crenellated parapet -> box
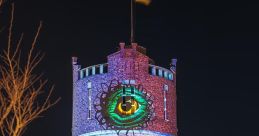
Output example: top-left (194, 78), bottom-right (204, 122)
top-left (77, 63), bottom-right (173, 81)
top-left (78, 63), bottom-right (108, 79)
top-left (148, 64), bottom-right (174, 81)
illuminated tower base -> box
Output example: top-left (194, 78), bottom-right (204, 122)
top-left (80, 130), bottom-right (173, 136)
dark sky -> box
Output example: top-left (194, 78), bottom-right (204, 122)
top-left (0, 0), bottom-right (259, 136)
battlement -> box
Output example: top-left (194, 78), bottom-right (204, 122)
top-left (148, 64), bottom-right (174, 81)
top-left (77, 63), bottom-right (173, 81)
top-left (78, 63), bottom-right (108, 79)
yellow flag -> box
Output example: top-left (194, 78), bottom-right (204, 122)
top-left (135, 0), bottom-right (151, 6)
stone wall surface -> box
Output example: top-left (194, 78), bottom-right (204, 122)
top-left (72, 45), bottom-right (177, 136)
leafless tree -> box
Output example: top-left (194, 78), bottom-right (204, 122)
top-left (0, 3), bottom-right (60, 136)
top-left (0, 0), bottom-right (3, 7)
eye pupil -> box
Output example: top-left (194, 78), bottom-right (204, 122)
top-left (118, 96), bottom-right (139, 115)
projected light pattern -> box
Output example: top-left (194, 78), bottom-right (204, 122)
top-left (94, 80), bottom-right (155, 135)
top-left (72, 43), bottom-right (177, 136)
top-left (79, 130), bottom-right (174, 136)
top-left (107, 86), bottom-right (150, 128)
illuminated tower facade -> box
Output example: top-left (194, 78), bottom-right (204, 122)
top-left (72, 42), bottom-right (177, 136)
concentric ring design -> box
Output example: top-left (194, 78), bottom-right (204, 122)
top-left (94, 80), bottom-right (155, 135)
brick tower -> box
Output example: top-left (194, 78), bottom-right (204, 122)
top-left (72, 43), bottom-right (177, 136)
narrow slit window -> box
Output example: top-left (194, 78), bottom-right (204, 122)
top-left (163, 84), bottom-right (169, 121)
top-left (87, 82), bottom-right (92, 119)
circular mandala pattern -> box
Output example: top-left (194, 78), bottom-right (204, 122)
top-left (94, 80), bottom-right (155, 135)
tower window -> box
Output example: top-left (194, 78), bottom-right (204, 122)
top-left (163, 84), bottom-right (169, 121)
top-left (87, 82), bottom-right (92, 89)
top-left (164, 84), bottom-right (169, 91)
top-left (87, 82), bottom-right (92, 119)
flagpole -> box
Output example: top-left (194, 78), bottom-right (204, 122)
top-left (131, 0), bottom-right (135, 43)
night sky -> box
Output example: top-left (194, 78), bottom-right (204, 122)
top-left (0, 0), bottom-right (259, 136)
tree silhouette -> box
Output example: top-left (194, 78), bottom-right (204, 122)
top-left (0, 3), bottom-right (60, 136)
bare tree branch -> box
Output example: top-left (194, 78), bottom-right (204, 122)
top-left (0, 0), bottom-right (3, 7)
top-left (0, 3), bottom-right (60, 136)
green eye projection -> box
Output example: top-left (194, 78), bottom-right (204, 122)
top-left (108, 86), bottom-right (148, 128)
top-left (94, 80), bottom-right (155, 135)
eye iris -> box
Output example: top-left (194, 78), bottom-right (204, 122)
top-left (117, 97), bottom-right (139, 115)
